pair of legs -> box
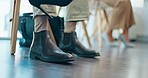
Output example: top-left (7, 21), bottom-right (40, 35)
top-left (29, 15), bottom-right (100, 63)
top-left (34, 16), bottom-right (76, 33)
top-left (106, 27), bottom-right (130, 43)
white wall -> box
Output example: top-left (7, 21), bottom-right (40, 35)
top-left (129, 7), bottom-right (148, 39)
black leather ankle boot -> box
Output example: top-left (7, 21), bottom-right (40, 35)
top-left (59, 32), bottom-right (100, 58)
top-left (29, 30), bottom-right (74, 63)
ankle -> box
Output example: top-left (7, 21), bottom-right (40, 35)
top-left (106, 33), bottom-right (114, 42)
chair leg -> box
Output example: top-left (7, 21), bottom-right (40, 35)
top-left (97, 8), bottom-right (103, 47)
top-left (47, 22), bottom-right (57, 45)
top-left (97, 8), bottom-right (109, 47)
top-left (82, 21), bottom-right (91, 48)
top-left (11, 0), bottom-right (21, 55)
top-left (103, 9), bottom-right (109, 24)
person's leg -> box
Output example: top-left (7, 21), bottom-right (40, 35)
top-left (102, 27), bottom-right (116, 46)
top-left (64, 21), bottom-right (76, 33)
top-left (106, 28), bottom-right (114, 42)
top-left (123, 27), bottom-right (130, 43)
top-left (118, 27), bottom-right (133, 48)
top-left (59, 21), bottom-right (100, 58)
top-left (34, 16), bottom-right (49, 32)
top-left (29, 15), bottom-right (73, 63)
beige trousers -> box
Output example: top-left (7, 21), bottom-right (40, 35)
top-left (34, 13), bottom-right (76, 33)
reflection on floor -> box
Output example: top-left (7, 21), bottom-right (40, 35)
top-left (0, 40), bottom-right (148, 78)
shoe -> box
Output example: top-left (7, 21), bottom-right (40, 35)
top-left (59, 32), bottom-right (100, 58)
top-left (118, 34), bottom-right (133, 48)
top-left (29, 30), bottom-right (74, 63)
top-left (102, 32), bottom-right (117, 47)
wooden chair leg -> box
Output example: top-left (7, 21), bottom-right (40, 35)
top-left (11, 0), bottom-right (21, 55)
top-left (97, 8), bottom-right (109, 47)
top-left (47, 24), bottom-right (57, 45)
top-left (48, 7), bottom-right (62, 45)
top-left (82, 21), bottom-right (91, 48)
top-left (97, 8), bottom-right (103, 47)
top-left (91, 25), bottom-right (98, 37)
top-left (103, 9), bottom-right (109, 24)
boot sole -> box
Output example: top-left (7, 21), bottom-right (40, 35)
top-left (30, 53), bottom-right (74, 63)
top-left (62, 50), bottom-right (100, 58)
top-left (77, 54), bottom-right (100, 58)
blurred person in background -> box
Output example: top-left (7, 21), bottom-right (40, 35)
top-left (99, 0), bottom-right (135, 46)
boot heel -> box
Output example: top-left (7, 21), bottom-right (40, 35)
top-left (30, 53), bottom-right (36, 59)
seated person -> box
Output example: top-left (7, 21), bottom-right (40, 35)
top-left (30, 0), bottom-right (100, 64)
top-left (99, 0), bottom-right (135, 46)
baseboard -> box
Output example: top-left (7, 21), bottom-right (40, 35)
top-left (114, 38), bottom-right (136, 42)
top-left (136, 35), bottom-right (148, 42)
top-left (0, 37), bottom-right (21, 40)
